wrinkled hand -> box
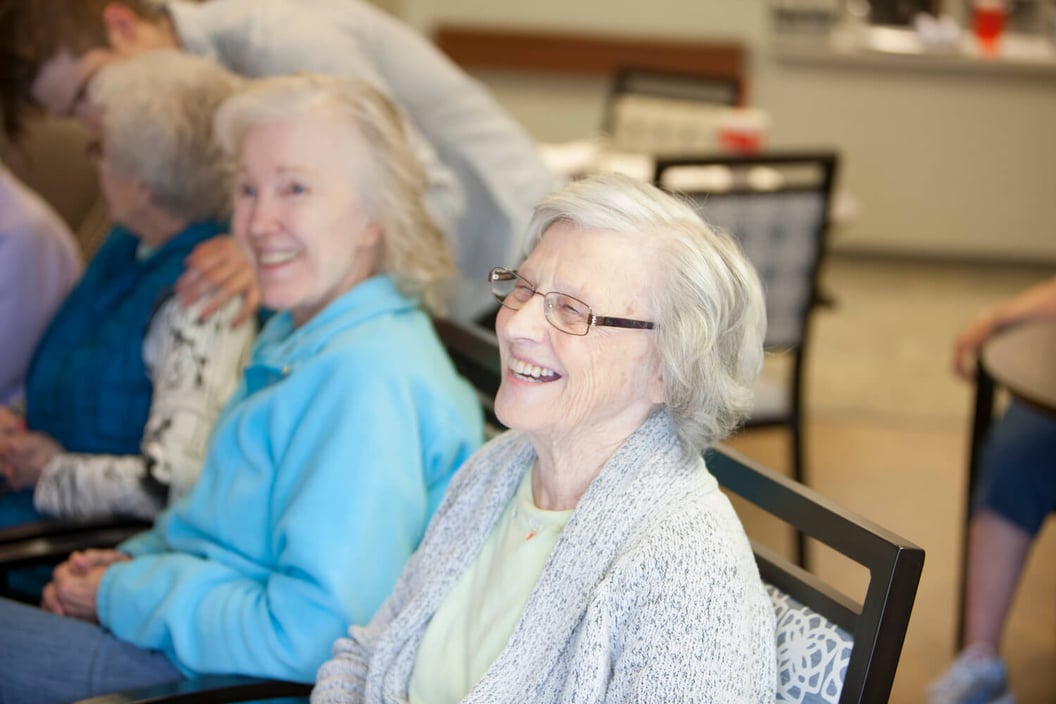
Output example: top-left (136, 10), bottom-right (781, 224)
top-left (176, 235), bottom-right (260, 327)
top-left (1, 431), bottom-right (61, 490)
top-left (41, 549), bottom-right (131, 621)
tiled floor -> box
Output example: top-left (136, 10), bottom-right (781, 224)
top-left (723, 255), bottom-right (1055, 703)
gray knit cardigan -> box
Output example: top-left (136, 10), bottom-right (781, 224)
top-left (312, 410), bottom-right (777, 703)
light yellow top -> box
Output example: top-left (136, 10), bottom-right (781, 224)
top-left (408, 468), bottom-right (574, 704)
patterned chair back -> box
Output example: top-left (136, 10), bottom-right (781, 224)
top-left (769, 584), bottom-right (854, 703)
top-left (691, 190), bottom-right (827, 351)
top-left (655, 153), bottom-right (837, 353)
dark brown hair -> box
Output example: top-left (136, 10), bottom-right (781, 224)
top-left (0, 0), bottom-right (161, 139)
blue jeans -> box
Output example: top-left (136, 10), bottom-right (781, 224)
top-left (0, 598), bottom-right (183, 704)
top-left (973, 399), bottom-right (1056, 537)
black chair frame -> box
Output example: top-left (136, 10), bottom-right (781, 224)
top-left (706, 443), bottom-right (924, 703)
top-left (76, 675), bottom-right (310, 704)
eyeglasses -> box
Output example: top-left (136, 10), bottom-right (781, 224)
top-left (489, 267), bottom-right (655, 336)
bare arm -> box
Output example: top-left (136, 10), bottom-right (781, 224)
top-left (952, 275), bottom-right (1056, 380)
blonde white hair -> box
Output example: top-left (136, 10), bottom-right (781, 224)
top-left (524, 173), bottom-right (767, 452)
top-left (213, 74), bottom-right (453, 315)
top-left (89, 50), bottom-right (241, 223)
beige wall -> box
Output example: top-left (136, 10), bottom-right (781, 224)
top-left (404, 0), bottom-right (1056, 263)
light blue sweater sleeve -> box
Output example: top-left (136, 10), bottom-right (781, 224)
top-left (116, 525), bottom-right (168, 556)
top-left (96, 341), bottom-right (478, 682)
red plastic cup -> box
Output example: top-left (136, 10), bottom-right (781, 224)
top-left (971, 0), bottom-right (1008, 56)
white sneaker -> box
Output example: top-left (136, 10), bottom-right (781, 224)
top-left (928, 647), bottom-right (1014, 704)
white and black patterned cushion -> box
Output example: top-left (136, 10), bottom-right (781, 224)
top-left (768, 584), bottom-right (854, 703)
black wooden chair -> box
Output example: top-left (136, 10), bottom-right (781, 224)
top-left (706, 443), bottom-right (924, 702)
top-left (655, 150), bottom-right (839, 564)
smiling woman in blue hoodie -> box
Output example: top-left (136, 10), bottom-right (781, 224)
top-left (0, 72), bottom-right (483, 704)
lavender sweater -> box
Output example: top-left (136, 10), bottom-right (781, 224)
top-left (312, 410), bottom-right (776, 703)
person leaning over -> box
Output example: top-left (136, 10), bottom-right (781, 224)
top-left (0, 72), bottom-right (483, 704)
top-left (312, 173), bottom-right (777, 704)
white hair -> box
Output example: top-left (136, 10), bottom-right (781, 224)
top-left (525, 173), bottom-right (767, 452)
top-left (89, 49), bottom-right (241, 222)
top-left (213, 73), bottom-right (454, 315)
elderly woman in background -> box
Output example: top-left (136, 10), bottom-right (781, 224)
top-left (0, 74), bottom-right (482, 703)
top-left (312, 173), bottom-right (777, 703)
top-left (0, 50), bottom-right (252, 528)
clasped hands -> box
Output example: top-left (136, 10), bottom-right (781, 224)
top-left (0, 406), bottom-right (62, 491)
top-left (42, 548), bottom-right (131, 623)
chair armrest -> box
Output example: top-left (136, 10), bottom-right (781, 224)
top-left (0, 518), bottom-right (150, 569)
top-left (74, 675), bottom-right (311, 704)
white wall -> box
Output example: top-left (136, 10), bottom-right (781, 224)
top-left (403, 0), bottom-right (1056, 263)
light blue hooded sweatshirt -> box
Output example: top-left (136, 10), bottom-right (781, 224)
top-left (96, 275), bottom-right (483, 682)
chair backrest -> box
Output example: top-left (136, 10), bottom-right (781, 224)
top-left (432, 317), bottom-right (506, 437)
top-left (655, 151), bottom-right (838, 352)
top-left (705, 444), bottom-right (924, 703)
top-left (603, 67), bottom-right (744, 155)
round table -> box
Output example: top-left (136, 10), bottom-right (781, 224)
top-left (981, 319), bottom-right (1056, 413)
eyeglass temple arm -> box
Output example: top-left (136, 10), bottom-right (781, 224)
top-left (591, 315), bottom-right (655, 330)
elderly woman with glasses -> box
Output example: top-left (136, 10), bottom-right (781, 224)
top-left (312, 173), bottom-right (777, 703)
